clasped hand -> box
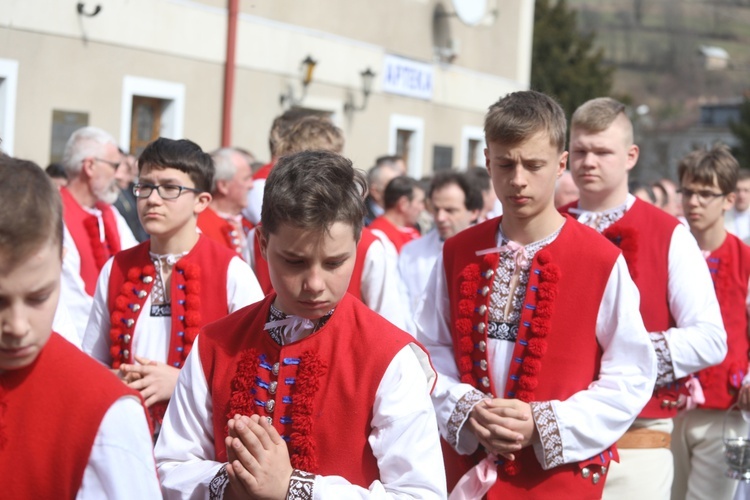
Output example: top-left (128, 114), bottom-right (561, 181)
top-left (467, 398), bottom-right (536, 461)
top-left (224, 414), bottom-right (294, 500)
top-left (117, 355), bottom-right (180, 407)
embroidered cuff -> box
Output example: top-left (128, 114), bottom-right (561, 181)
top-left (650, 331), bottom-right (676, 387)
top-left (287, 469), bottom-right (315, 500)
top-left (447, 388), bottom-right (486, 448)
top-left (530, 401), bottom-right (564, 470)
top-left (209, 465), bottom-right (230, 500)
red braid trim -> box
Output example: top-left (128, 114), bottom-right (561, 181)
top-left (289, 350), bottom-right (328, 473)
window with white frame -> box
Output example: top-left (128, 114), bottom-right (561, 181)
top-left (0, 59), bottom-right (19, 156)
top-left (461, 125), bottom-right (485, 169)
top-left (389, 114), bottom-right (424, 178)
top-left (120, 76), bottom-right (185, 154)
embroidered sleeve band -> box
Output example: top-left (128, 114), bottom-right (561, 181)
top-left (447, 388), bottom-right (486, 448)
top-left (649, 331), bottom-right (676, 387)
top-left (208, 465), bottom-right (230, 500)
top-left (287, 469), bottom-right (315, 500)
top-left (530, 400), bottom-right (564, 470)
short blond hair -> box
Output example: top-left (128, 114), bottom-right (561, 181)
top-left (571, 97), bottom-right (633, 144)
top-left (275, 116), bottom-right (345, 157)
top-left (484, 91), bottom-right (567, 153)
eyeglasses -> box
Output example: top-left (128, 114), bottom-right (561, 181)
top-left (678, 187), bottom-right (726, 205)
top-left (94, 157), bottom-right (122, 170)
top-left (133, 183), bottom-right (202, 200)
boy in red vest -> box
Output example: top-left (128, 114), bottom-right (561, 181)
top-left (0, 155), bottom-right (160, 498)
top-left (563, 97), bottom-right (726, 499)
top-left (417, 90), bottom-right (657, 499)
top-left (671, 145), bottom-right (750, 500)
top-left (155, 150), bottom-right (446, 498)
top-left (82, 138), bottom-right (264, 428)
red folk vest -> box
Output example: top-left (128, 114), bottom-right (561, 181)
top-left (1, 334), bottom-right (140, 498)
top-left (368, 216), bottom-right (419, 253)
top-left (252, 227), bottom-right (379, 302)
top-left (199, 292), bottom-right (415, 484)
top-left (106, 236), bottom-right (235, 421)
top-left (443, 216), bottom-right (620, 499)
top-left (562, 198), bottom-right (684, 418)
top-left (252, 161), bottom-right (274, 181)
top-left (61, 187), bottom-right (122, 295)
top-left (197, 207), bottom-right (246, 259)
top-left (697, 233), bottom-right (750, 409)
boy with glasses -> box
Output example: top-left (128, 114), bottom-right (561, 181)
top-left (82, 137), bottom-right (263, 431)
top-left (671, 145), bottom-right (750, 500)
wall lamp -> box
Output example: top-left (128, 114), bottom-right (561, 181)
top-left (344, 68), bottom-right (376, 113)
top-left (279, 55), bottom-right (317, 108)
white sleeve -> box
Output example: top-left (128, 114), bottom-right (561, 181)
top-left (61, 223), bottom-right (95, 337)
top-left (243, 179), bottom-right (265, 225)
top-left (415, 254), bottom-right (482, 455)
top-left (530, 255), bottom-right (657, 469)
top-left (155, 337), bottom-right (224, 499)
top-left (113, 208), bottom-right (139, 250)
top-left (226, 256), bottom-right (264, 313)
top-left (361, 238), bottom-right (407, 331)
top-left (81, 258), bottom-right (114, 365)
top-left (309, 344), bottom-right (446, 499)
top-left (53, 301), bottom-right (82, 350)
top-left (663, 224), bottom-right (727, 378)
top-left (77, 396), bottom-right (161, 500)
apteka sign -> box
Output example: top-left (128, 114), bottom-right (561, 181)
top-left (382, 54), bottom-right (434, 100)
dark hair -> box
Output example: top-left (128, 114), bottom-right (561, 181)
top-left (677, 144), bottom-right (739, 195)
top-left (466, 166), bottom-right (491, 192)
top-left (383, 176), bottom-right (420, 210)
top-left (138, 138), bottom-right (214, 193)
top-left (261, 150), bottom-right (366, 240)
top-left (485, 90), bottom-right (567, 153)
top-left (0, 155), bottom-right (63, 266)
top-left (45, 162), bottom-right (68, 180)
top-left (429, 170), bottom-right (484, 212)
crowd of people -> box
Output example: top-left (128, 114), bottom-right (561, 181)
top-left (2, 89), bottom-right (750, 500)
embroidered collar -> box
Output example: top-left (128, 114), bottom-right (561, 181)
top-left (569, 195), bottom-right (635, 233)
top-left (264, 304), bottom-right (333, 346)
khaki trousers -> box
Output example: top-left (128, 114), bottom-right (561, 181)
top-left (671, 409), bottom-right (748, 500)
top-left (603, 418), bottom-right (674, 500)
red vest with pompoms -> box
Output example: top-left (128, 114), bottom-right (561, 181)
top-left (697, 233), bottom-right (750, 409)
top-left (197, 207), bottom-right (247, 260)
top-left (61, 187), bottom-right (122, 295)
top-left (442, 215), bottom-right (621, 499)
top-left (561, 198), bottom-right (684, 418)
top-left (198, 292), bottom-right (418, 485)
top-left (1, 334), bottom-right (141, 498)
top-left (106, 235), bottom-right (235, 421)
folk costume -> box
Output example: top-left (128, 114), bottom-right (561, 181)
top-left (197, 206), bottom-right (250, 262)
top-left (1, 333), bottom-right (160, 499)
top-left (369, 215), bottom-right (420, 253)
top-left (242, 160), bottom-right (273, 225)
top-left (672, 232), bottom-right (750, 500)
top-left (399, 228), bottom-right (443, 335)
top-left (248, 226), bottom-right (407, 329)
top-left (82, 235), bottom-right (263, 424)
top-left (725, 206), bottom-right (750, 244)
top-left (155, 292), bottom-right (446, 499)
top-left (61, 187), bottom-right (138, 337)
top-left (417, 215), bottom-right (656, 499)
top-left (561, 194), bottom-right (726, 499)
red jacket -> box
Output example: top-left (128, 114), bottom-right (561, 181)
top-left (2, 334), bottom-right (141, 498)
top-left (368, 216), bottom-right (420, 253)
top-left (199, 292), bottom-right (416, 484)
top-left (442, 216), bottom-right (620, 499)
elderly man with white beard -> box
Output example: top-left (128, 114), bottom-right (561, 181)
top-left (60, 126), bottom-right (138, 337)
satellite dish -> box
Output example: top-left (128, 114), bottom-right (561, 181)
top-left (451, 0), bottom-right (487, 26)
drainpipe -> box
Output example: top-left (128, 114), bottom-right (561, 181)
top-left (221, 0), bottom-right (239, 147)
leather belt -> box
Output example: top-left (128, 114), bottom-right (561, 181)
top-left (616, 428), bottom-right (671, 449)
